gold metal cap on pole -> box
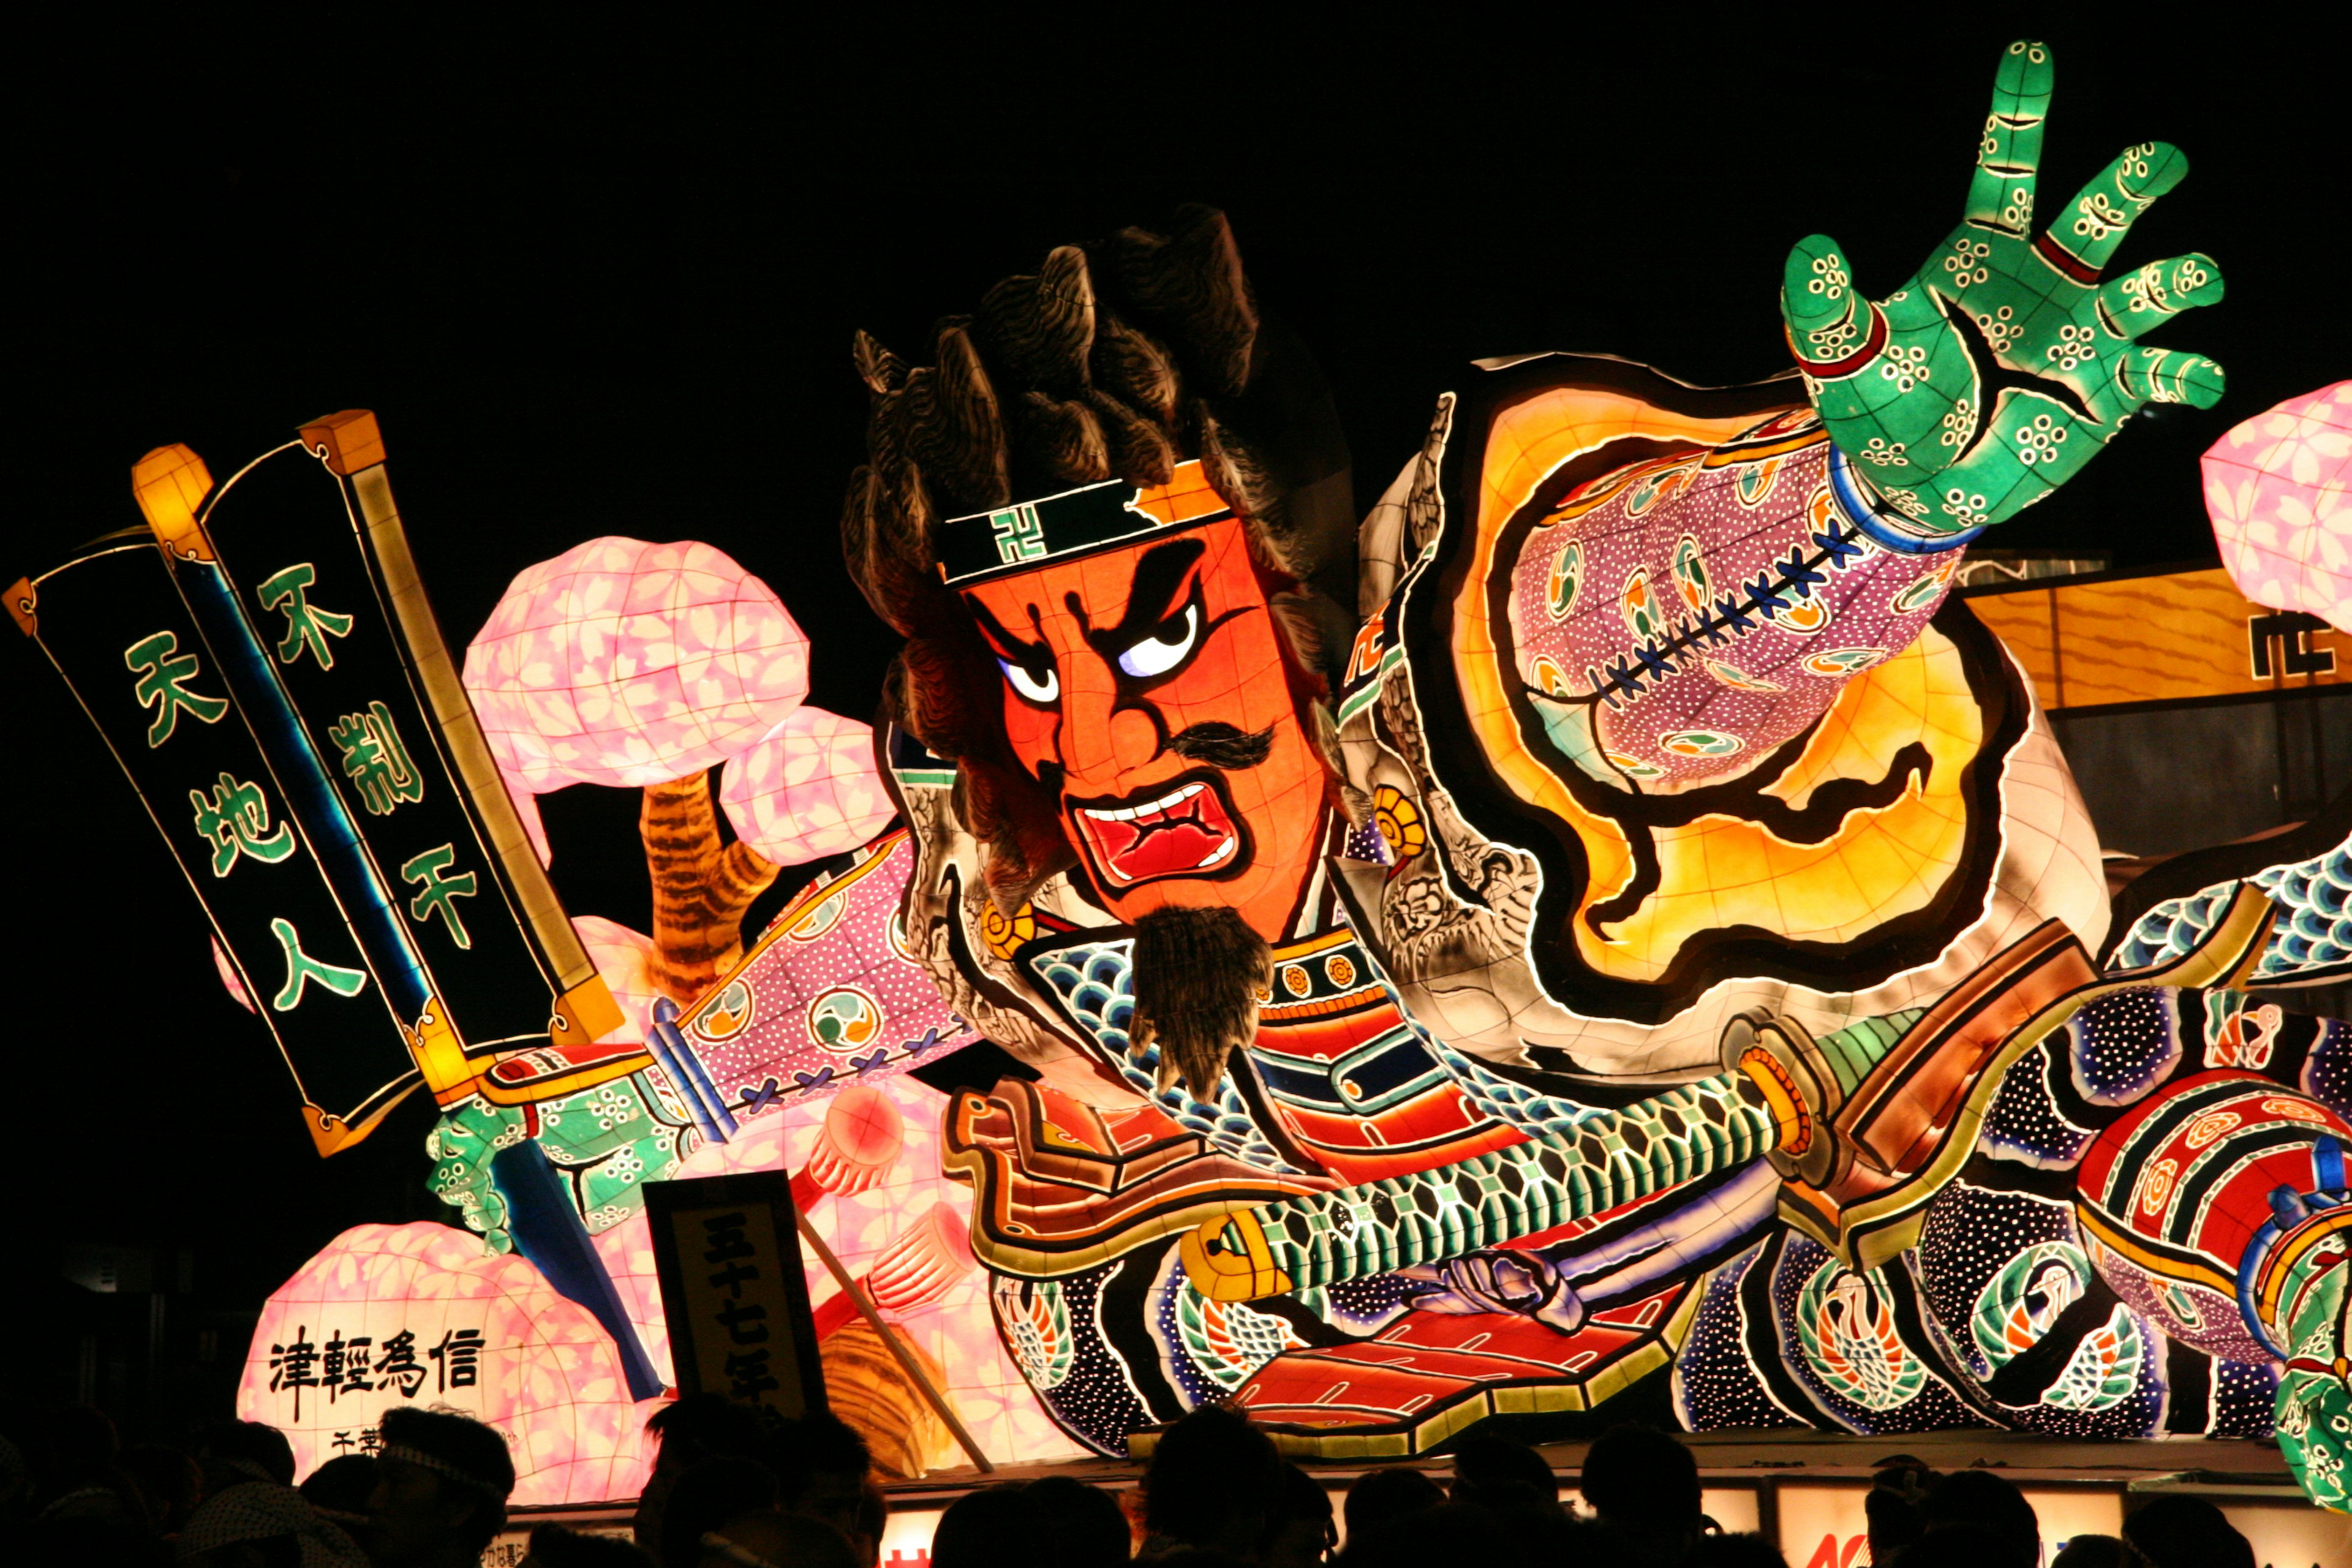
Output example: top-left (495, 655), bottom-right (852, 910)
top-left (132, 444), bottom-right (217, 560)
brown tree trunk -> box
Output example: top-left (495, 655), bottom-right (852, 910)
top-left (641, 772), bottom-right (778, 1003)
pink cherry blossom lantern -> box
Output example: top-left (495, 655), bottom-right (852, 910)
top-left (238, 1222), bottom-right (653, 1505)
top-left (462, 538), bottom-right (812, 808)
top-left (2204, 382), bottom-right (2352, 633)
top-left (718, 707), bottom-right (896, 868)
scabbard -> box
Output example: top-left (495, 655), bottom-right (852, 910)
top-left (1183, 1071), bottom-right (1776, 1300)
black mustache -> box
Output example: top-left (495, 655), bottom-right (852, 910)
top-left (1166, 722), bottom-right (1274, 769)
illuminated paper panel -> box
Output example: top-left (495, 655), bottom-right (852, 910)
top-left (1775, 1482), bottom-right (2121, 1566)
top-left (1962, 565), bottom-right (2344, 711)
top-left (236, 1222), bottom-right (653, 1507)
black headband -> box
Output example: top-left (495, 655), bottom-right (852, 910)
top-left (935, 460), bottom-right (1234, 586)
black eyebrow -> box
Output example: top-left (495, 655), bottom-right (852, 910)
top-left (962, 592), bottom-right (1050, 668)
top-left (1076, 537), bottom-right (1206, 652)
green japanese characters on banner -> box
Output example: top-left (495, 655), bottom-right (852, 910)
top-left (10, 418), bottom-right (630, 1153)
top-left (189, 771), bottom-right (296, 876)
top-left (127, 630), bottom-right (232, 742)
top-left (329, 701), bottom-right (424, 815)
top-left (13, 536), bottom-right (416, 1145)
top-left (191, 443), bottom-right (555, 1052)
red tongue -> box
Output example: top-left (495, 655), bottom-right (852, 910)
top-left (1083, 790), bottom-right (1235, 885)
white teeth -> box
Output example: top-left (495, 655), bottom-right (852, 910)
top-left (1080, 781), bottom-right (1207, 823)
top-left (1193, 837), bottom-right (1236, 869)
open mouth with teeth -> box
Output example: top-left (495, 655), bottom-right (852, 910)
top-left (1068, 771), bottom-right (1248, 890)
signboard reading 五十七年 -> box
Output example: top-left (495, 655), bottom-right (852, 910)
top-left (646, 1172), bottom-right (827, 1415)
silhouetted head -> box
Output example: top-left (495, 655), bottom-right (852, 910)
top-left (1343, 1467), bottom-right (1444, 1540)
top-left (1140, 1403), bottom-right (1284, 1555)
top-left (2048, 1534), bottom-right (2139, 1568)
top-left (2122, 1494), bottom-right (2254, 1568)
top-left (364, 1406), bottom-right (514, 1566)
top-left (1025, 1474), bottom-right (1133, 1567)
top-left (660, 1456), bottom-right (780, 1568)
top-left (298, 1453), bottom-right (377, 1531)
top-left (1449, 1436), bottom-right (1558, 1513)
top-left (1866, 1460), bottom-right (1938, 1564)
top-left (1891, 1523), bottom-right (2013, 1568)
top-left (645, 1395), bottom-right (771, 1477)
top-left (1259, 1463), bottom-right (1333, 1568)
top-left (196, 1419), bottom-right (296, 1493)
top-left (767, 1412), bottom-right (872, 1545)
top-left (635, 1396), bottom-right (772, 1556)
top-left (1580, 1424), bottom-right (1700, 1529)
top-left (1921, 1470), bottom-right (2037, 1568)
top-left (933, 1484), bottom-right (1054, 1568)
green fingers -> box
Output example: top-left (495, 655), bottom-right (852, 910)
top-left (2095, 252), bottom-right (2224, 341)
top-left (2117, 347), bottom-right (2226, 409)
top-left (1964, 40), bottom-right (2055, 235)
top-left (2048, 141), bottom-right (2190, 273)
top-left (1783, 36), bottom-right (2225, 539)
top-left (427, 1101), bottom-right (527, 1253)
top-left (1781, 235), bottom-right (1873, 369)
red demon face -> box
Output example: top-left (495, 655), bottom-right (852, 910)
top-left (961, 514), bottom-right (1331, 940)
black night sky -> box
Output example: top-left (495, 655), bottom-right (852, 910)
top-left (6, 13), bottom-right (2345, 1396)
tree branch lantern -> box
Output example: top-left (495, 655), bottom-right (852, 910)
top-left (641, 771), bottom-right (779, 1003)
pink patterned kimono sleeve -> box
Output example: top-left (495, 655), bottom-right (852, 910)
top-left (1506, 422), bottom-right (1970, 786)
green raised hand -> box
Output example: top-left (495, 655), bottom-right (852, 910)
top-left (1781, 40), bottom-right (2225, 545)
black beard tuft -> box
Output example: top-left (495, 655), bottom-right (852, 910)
top-left (1129, 905), bottom-right (1270, 1099)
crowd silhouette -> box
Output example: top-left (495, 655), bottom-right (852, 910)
top-left (0, 1395), bottom-right (2263, 1566)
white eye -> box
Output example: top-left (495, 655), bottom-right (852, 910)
top-left (1117, 603), bottom-right (1200, 679)
top-left (1000, 658), bottom-right (1059, 704)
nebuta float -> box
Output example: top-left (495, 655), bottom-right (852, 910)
top-left (29, 36), bottom-right (2346, 1515)
top-left (807, 39), bottom-right (2352, 1502)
